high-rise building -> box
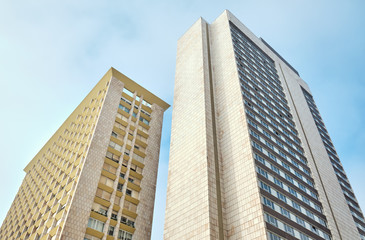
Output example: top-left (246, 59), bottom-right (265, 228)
top-left (164, 10), bottom-right (364, 240)
top-left (0, 68), bottom-right (169, 240)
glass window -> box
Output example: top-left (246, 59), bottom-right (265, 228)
top-left (120, 214), bottom-right (135, 228)
top-left (279, 151), bottom-right (287, 159)
top-left (282, 162), bottom-right (290, 170)
top-left (250, 130), bottom-right (260, 139)
top-left (121, 96), bottom-right (132, 105)
top-left (266, 140), bottom-right (274, 150)
top-left (296, 216), bottom-right (305, 227)
top-left (276, 140), bottom-right (284, 148)
top-left (315, 204), bottom-right (322, 213)
top-left (288, 187), bottom-right (297, 197)
top-left (298, 183), bottom-right (306, 191)
top-left (323, 233), bottom-right (331, 240)
top-left (123, 88), bottom-right (134, 97)
top-left (141, 109), bottom-right (151, 117)
top-left (108, 226), bottom-right (115, 236)
top-left (277, 192), bottom-right (287, 203)
top-left (111, 211), bottom-right (118, 220)
top-left (268, 152), bottom-right (276, 161)
top-left (292, 201), bottom-right (301, 211)
top-left (274, 178), bottom-right (283, 188)
top-left (280, 207), bottom-right (290, 218)
top-left (306, 209), bottom-right (314, 219)
top-left (252, 141), bottom-right (262, 151)
top-left (142, 99), bottom-right (152, 108)
top-left (285, 174), bottom-right (294, 184)
top-left (263, 197), bottom-right (275, 209)
top-left (109, 140), bottom-right (123, 152)
top-left (284, 224), bottom-right (294, 235)
top-left (257, 167), bottom-right (268, 178)
top-left (268, 232), bottom-right (281, 240)
top-left (260, 181), bottom-right (271, 193)
top-left (302, 196), bottom-right (310, 205)
top-left (265, 214), bottom-right (278, 227)
top-left (118, 104), bottom-right (130, 114)
top-left (271, 164), bottom-right (280, 174)
top-left (106, 151), bottom-right (119, 163)
top-left (255, 153), bottom-right (265, 164)
top-left (88, 218), bottom-right (104, 232)
top-left (91, 202), bottom-right (108, 216)
top-left (126, 189), bottom-right (132, 196)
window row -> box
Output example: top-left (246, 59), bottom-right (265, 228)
top-left (262, 195), bottom-right (327, 232)
top-left (230, 28), bottom-right (278, 80)
top-left (240, 78), bottom-right (294, 129)
top-left (244, 96), bottom-right (299, 143)
top-left (256, 158), bottom-right (318, 200)
top-left (237, 65), bottom-right (286, 108)
top-left (246, 108), bottom-right (304, 158)
top-left (259, 180), bottom-right (324, 224)
top-left (251, 137), bottom-right (311, 181)
top-left (264, 213), bottom-right (331, 240)
top-left (239, 75), bottom-right (292, 121)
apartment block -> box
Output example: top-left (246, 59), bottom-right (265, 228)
top-left (0, 67), bottom-right (169, 240)
top-left (164, 10), bottom-right (364, 240)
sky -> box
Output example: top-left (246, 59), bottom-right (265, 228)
top-left (0, 1), bottom-right (364, 239)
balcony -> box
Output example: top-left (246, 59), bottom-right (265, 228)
top-left (91, 209), bottom-right (108, 217)
top-left (106, 152), bottom-right (119, 164)
top-left (111, 214), bottom-right (118, 221)
top-left (121, 218), bottom-right (135, 228)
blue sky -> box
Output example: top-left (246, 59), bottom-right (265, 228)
top-left (0, 1), bottom-right (364, 239)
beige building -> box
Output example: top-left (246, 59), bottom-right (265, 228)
top-left (0, 67), bottom-right (169, 240)
top-left (164, 10), bottom-right (365, 240)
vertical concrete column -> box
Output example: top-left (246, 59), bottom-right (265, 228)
top-left (133, 104), bottom-right (164, 239)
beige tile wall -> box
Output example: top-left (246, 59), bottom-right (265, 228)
top-left (164, 18), bottom-right (221, 239)
top-left (277, 63), bottom-right (360, 239)
top-left (210, 11), bottom-right (267, 239)
top-left (61, 76), bottom-right (124, 240)
top-left (134, 103), bottom-right (165, 239)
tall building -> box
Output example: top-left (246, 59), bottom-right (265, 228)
top-left (164, 10), bottom-right (365, 240)
top-left (0, 68), bottom-right (169, 240)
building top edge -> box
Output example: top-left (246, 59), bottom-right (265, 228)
top-left (259, 38), bottom-right (300, 77)
top-left (177, 17), bottom-right (209, 41)
top-left (110, 67), bottom-right (170, 111)
top-left (24, 67), bottom-right (169, 173)
top-left (222, 10), bottom-right (301, 77)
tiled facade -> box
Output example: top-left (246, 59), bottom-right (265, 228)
top-left (165, 10), bottom-right (363, 240)
top-left (164, 19), bottom-right (220, 239)
top-left (300, 87), bottom-right (365, 239)
top-left (0, 68), bottom-right (169, 240)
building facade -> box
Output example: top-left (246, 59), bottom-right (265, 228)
top-left (164, 10), bottom-right (365, 240)
top-left (0, 68), bottom-right (169, 240)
